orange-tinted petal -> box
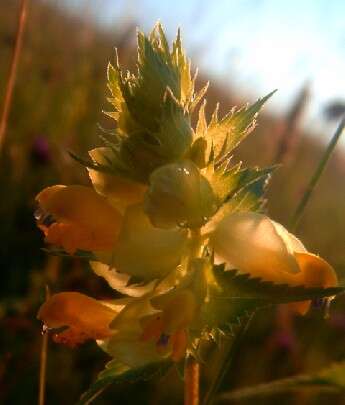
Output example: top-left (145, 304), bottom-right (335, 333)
top-left (295, 252), bottom-right (338, 288)
top-left (37, 292), bottom-right (117, 346)
top-left (36, 185), bottom-right (122, 253)
top-left (289, 252), bottom-right (338, 315)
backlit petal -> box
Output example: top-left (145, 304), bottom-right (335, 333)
top-left (111, 204), bottom-right (188, 280)
top-left (271, 220), bottom-right (307, 253)
top-left (211, 212), bottom-right (300, 283)
top-left (90, 261), bottom-right (157, 297)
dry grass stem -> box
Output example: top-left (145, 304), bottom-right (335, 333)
top-left (38, 285), bottom-right (50, 405)
top-left (0, 0), bottom-right (29, 154)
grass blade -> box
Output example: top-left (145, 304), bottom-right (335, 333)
top-left (290, 116), bottom-right (345, 231)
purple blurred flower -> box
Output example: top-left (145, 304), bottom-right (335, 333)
top-left (31, 136), bottom-right (51, 164)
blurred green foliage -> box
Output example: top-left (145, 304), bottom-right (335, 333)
top-left (1, 1), bottom-right (345, 404)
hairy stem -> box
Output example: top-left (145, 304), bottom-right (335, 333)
top-left (290, 117), bottom-right (345, 231)
top-left (0, 0), bottom-right (29, 154)
top-left (184, 357), bottom-right (200, 405)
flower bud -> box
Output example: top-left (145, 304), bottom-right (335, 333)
top-left (145, 160), bottom-right (218, 229)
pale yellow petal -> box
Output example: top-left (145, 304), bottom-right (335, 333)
top-left (211, 212), bottom-right (300, 283)
top-left (111, 204), bottom-right (188, 280)
top-left (90, 261), bottom-right (157, 297)
top-left (99, 338), bottom-right (164, 368)
top-left (271, 220), bottom-right (307, 253)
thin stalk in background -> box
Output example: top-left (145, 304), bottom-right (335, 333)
top-left (0, 0), bottom-right (29, 154)
top-left (203, 314), bottom-right (254, 405)
top-left (290, 116), bottom-right (345, 231)
top-left (39, 285), bottom-right (50, 405)
top-left (273, 83), bottom-right (310, 165)
top-left (184, 356), bottom-right (200, 405)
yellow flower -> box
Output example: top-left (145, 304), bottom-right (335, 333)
top-left (35, 185), bottom-right (123, 254)
top-left (141, 289), bottom-right (198, 362)
top-left (210, 211), bottom-right (337, 314)
top-left (99, 289), bottom-right (198, 366)
top-left (37, 292), bottom-right (119, 346)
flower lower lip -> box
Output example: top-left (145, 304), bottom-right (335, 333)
top-left (34, 207), bottom-right (56, 226)
top-left (41, 324), bottom-right (68, 336)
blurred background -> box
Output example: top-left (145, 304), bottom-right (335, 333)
top-left (1, 0), bottom-right (345, 404)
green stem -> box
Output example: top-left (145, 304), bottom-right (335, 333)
top-left (203, 313), bottom-right (254, 405)
top-left (290, 117), bottom-right (345, 231)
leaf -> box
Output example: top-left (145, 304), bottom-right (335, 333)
top-left (192, 265), bottom-right (344, 337)
top-left (213, 267), bottom-right (343, 303)
top-left (202, 166), bottom-right (273, 235)
top-left (77, 360), bottom-right (172, 405)
top-left (122, 31), bottom-right (180, 132)
top-left (107, 59), bottom-right (124, 113)
top-left (206, 90), bottom-right (277, 161)
top-left (153, 88), bottom-right (193, 159)
top-left (217, 361), bottom-right (345, 401)
top-left (69, 150), bottom-right (133, 181)
top-left (210, 164), bottom-right (278, 204)
top-left (190, 81), bottom-right (209, 113)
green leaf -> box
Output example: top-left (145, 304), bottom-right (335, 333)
top-left (206, 90), bottom-right (277, 161)
top-left (210, 164), bottom-right (278, 204)
top-left (217, 361), bottom-right (345, 401)
top-left (77, 360), bottom-right (172, 405)
top-left (202, 166), bottom-right (273, 236)
top-left (153, 88), bottom-right (193, 159)
top-left (192, 265), bottom-right (344, 337)
top-left (122, 31), bottom-right (180, 132)
top-left (69, 149), bottom-right (135, 182)
top-left (213, 267), bottom-right (343, 303)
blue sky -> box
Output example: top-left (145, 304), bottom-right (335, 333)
top-left (65, 0), bottom-right (345, 135)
